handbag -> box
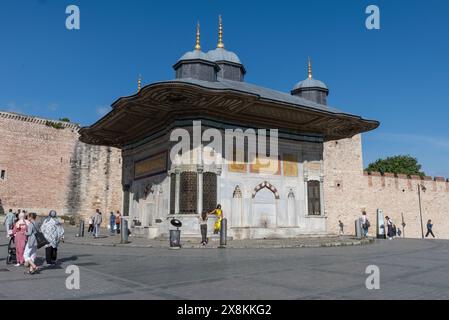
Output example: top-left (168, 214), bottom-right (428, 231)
top-left (35, 231), bottom-right (49, 249)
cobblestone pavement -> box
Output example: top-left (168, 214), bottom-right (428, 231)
top-left (1, 225), bottom-right (449, 300)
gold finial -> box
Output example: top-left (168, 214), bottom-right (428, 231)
top-left (195, 21), bottom-right (201, 51)
top-left (137, 74), bottom-right (142, 92)
top-left (308, 57), bottom-right (312, 79)
top-left (217, 15), bottom-right (224, 48)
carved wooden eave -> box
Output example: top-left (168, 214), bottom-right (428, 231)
top-left (79, 80), bottom-right (379, 148)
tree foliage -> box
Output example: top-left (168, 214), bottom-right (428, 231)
top-left (365, 155), bottom-right (425, 176)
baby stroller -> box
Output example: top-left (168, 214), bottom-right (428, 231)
top-left (6, 235), bottom-right (17, 265)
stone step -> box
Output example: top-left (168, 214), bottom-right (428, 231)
top-left (156, 234), bottom-right (233, 242)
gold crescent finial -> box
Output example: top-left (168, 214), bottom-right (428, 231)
top-left (195, 21), bottom-right (201, 51)
top-left (217, 15), bottom-right (224, 48)
top-left (138, 74), bottom-right (142, 92)
top-left (308, 57), bottom-right (312, 79)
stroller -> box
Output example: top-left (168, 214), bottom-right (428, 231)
top-left (6, 235), bottom-right (17, 265)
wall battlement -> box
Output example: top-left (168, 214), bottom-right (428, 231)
top-left (363, 171), bottom-right (449, 192)
top-left (0, 111), bottom-right (80, 130)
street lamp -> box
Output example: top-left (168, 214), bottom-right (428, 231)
top-left (401, 212), bottom-right (406, 238)
top-left (417, 183), bottom-right (426, 239)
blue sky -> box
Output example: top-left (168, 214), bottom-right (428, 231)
top-left (1, 0), bottom-right (449, 176)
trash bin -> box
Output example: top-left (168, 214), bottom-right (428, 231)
top-left (169, 219), bottom-right (182, 249)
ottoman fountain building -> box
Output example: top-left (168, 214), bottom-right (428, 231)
top-left (80, 18), bottom-right (378, 239)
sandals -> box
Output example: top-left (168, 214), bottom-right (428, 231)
top-left (24, 267), bottom-right (39, 275)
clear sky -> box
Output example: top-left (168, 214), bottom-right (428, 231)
top-left (1, 0), bottom-right (448, 176)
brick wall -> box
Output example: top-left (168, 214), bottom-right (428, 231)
top-left (0, 111), bottom-right (122, 222)
top-left (324, 134), bottom-right (449, 239)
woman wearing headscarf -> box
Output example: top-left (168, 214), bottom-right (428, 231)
top-left (40, 210), bottom-right (65, 265)
top-left (24, 212), bottom-right (39, 274)
top-left (12, 212), bottom-right (28, 266)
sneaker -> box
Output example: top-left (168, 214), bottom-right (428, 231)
top-left (14, 263), bottom-right (21, 267)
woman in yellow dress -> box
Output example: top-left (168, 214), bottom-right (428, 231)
top-left (209, 204), bottom-right (223, 234)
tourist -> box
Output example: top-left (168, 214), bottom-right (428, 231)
top-left (198, 211), bottom-right (209, 246)
top-left (40, 210), bottom-right (65, 265)
top-left (115, 211), bottom-right (121, 235)
top-left (360, 211), bottom-right (370, 238)
top-left (94, 209), bottom-right (103, 238)
top-left (12, 212), bottom-right (28, 266)
top-left (4, 209), bottom-right (16, 237)
top-left (87, 215), bottom-right (94, 234)
top-left (209, 204), bottom-right (223, 235)
top-left (385, 216), bottom-right (395, 240)
top-left (24, 212), bottom-right (39, 274)
top-left (426, 219), bottom-right (435, 238)
top-left (109, 212), bottom-right (116, 235)
top-left (338, 220), bottom-right (344, 236)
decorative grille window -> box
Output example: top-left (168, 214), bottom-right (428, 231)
top-left (169, 173), bottom-right (176, 214)
top-left (203, 172), bottom-right (217, 213)
top-left (307, 180), bottom-right (321, 216)
top-left (179, 172), bottom-right (197, 214)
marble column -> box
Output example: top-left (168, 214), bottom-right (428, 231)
top-left (175, 169), bottom-right (180, 214)
top-left (303, 174), bottom-right (309, 217)
top-left (216, 166), bottom-right (222, 206)
top-left (319, 175), bottom-right (325, 216)
top-left (197, 165), bottom-right (204, 214)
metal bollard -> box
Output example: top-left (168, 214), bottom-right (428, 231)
top-left (355, 219), bottom-right (362, 239)
top-left (78, 220), bottom-right (85, 237)
top-left (219, 218), bottom-right (227, 248)
top-left (120, 218), bottom-right (129, 244)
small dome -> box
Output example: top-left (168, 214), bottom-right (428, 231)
top-left (207, 48), bottom-right (242, 64)
top-left (178, 49), bottom-right (210, 62)
top-left (293, 77), bottom-right (328, 90)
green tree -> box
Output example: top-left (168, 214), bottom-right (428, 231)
top-left (365, 155), bottom-right (425, 176)
top-left (59, 118), bottom-right (71, 122)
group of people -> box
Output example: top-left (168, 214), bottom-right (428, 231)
top-left (3, 209), bottom-right (65, 275)
top-left (87, 209), bottom-right (122, 238)
top-left (338, 211), bottom-right (436, 240)
top-left (198, 204), bottom-right (223, 246)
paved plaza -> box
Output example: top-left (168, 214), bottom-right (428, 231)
top-left (1, 224), bottom-right (449, 300)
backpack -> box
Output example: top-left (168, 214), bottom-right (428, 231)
top-left (365, 219), bottom-right (371, 228)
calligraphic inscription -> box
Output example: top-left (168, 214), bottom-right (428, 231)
top-left (250, 154), bottom-right (280, 175)
top-left (283, 153), bottom-right (298, 177)
top-left (305, 161), bottom-right (322, 172)
top-left (134, 152), bottom-right (167, 179)
top-left (228, 149), bottom-right (247, 173)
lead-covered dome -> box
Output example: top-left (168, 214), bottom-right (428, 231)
top-left (207, 47), bottom-right (241, 64)
top-left (291, 58), bottom-right (329, 105)
top-left (206, 15), bottom-right (246, 82)
top-left (173, 22), bottom-right (219, 82)
top-left (293, 77), bottom-right (328, 90)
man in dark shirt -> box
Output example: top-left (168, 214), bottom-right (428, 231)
top-left (425, 220), bottom-right (435, 238)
